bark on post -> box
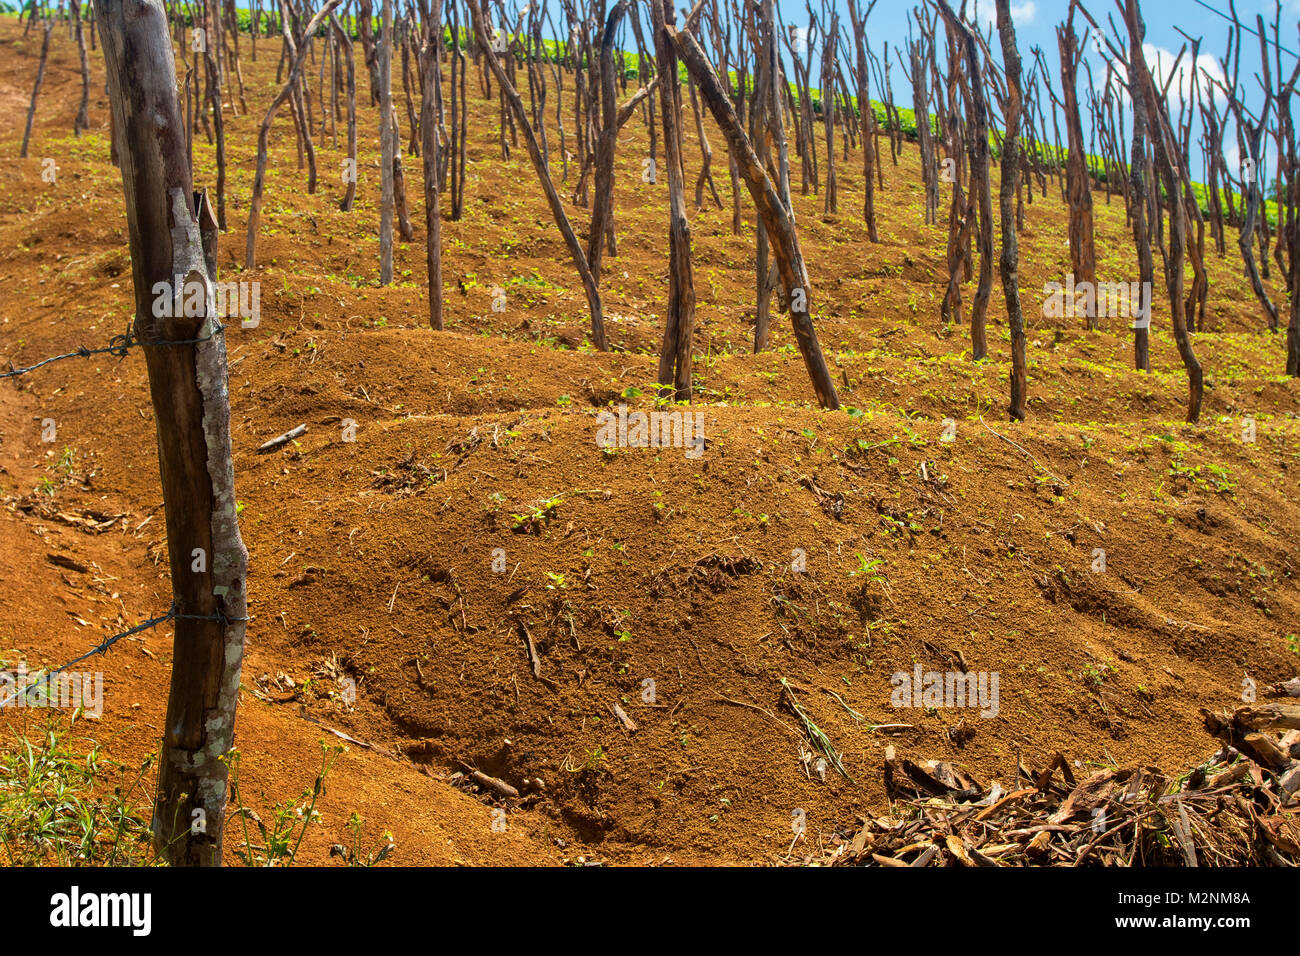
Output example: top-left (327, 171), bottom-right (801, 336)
top-left (668, 22), bottom-right (839, 410)
top-left (98, 0), bottom-right (248, 866)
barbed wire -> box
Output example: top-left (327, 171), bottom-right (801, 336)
top-left (0, 601), bottom-right (248, 711)
top-left (0, 323), bottom-right (227, 380)
top-left (1, 311), bottom-right (242, 709)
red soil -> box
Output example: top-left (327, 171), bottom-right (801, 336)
top-left (0, 18), bottom-right (1296, 865)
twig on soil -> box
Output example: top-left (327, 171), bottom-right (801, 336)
top-left (713, 694), bottom-right (800, 738)
top-left (611, 703), bottom-right (639, 734)
top-left (256, 423), bottom-right (307, 454)
top-left (978, 417), bottom-right (1067, 487)
top-left (458, 762), bottom-right (520, 799)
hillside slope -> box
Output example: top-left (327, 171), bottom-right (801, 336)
top-left (0, 18), bottom-right (1296, 864)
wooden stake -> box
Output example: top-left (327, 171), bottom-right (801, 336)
top-left (99, 0), bottom-right (248, 866)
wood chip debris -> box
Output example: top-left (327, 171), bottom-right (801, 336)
top-left (810, 702), bottom-right (1300, 867)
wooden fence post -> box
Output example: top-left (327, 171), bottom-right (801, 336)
top-left (98, 0), bottom-right (249, 866)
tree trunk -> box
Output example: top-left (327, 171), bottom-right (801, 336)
top-left (668, 21), bottom-right (839, 410)
top-left (245, 0), bottom-right (341, 269)
top-left (205, 0), bottom-right (228, 228)
top-left (588, 0), bottom-right (628, 284)
top-left (358, 0), bottom-right (381, 105)
top-left (1123, 0), bottom-right (1202, 421)
top-left (379, 0), bottom-right (395, 283)
top-left (469, 0), bottom-right (607, 351)
top-left (1236, 118), bottom-right (1279, 329)
top-left (418, 0), bottom-right (443, 329)
top-left (1058, 13), bottom-right (1097, 326)
top-left (72, 0), bottom-right (91, 135)
top-left (98, 0), bottom-right (248, 867)
top-left (651, 0), bottom-right (695, 400)
top-left (333, 14), bottom-right (357, 211)
top-left (1124, 38), bottom-right (1153, 372)
top-left (994, 0), bottom-right (1027, 420)
top-left (20, 20), bottom-right (54, 158)
top-left (847, 0), bottom-right (878, 241)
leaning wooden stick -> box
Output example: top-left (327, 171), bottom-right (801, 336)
top-left (666, 22), bottom-right (840, 410)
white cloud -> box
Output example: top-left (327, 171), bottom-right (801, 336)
top-left (968, 0), bottom-right (1037, 29)
top-left (1143, 43), bottom-right (1226, 109)
top-left (1225, 140), bottom-right (1241, 174)
top-left (1090, 45), bottom-right (1227, 115)
top-left (1012, 1), bottom-right (1037, 23)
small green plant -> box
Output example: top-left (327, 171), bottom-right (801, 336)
top-left (56, 447), bottom-right (76, 476)
top-left (510, 494), bottom-right (563, 534)
top-left (571, 745), bottom-right (608, 775)
top-left (849, 553), bottom-right (886, 584)
top-left (0, 718), bottom-right (158, 866)
top-left (1082, 662), bottom-right (1113, 688)
top-left (329, 812), bottom-right (396, 866)
top-left (225, 741), bottom-right (343, 867)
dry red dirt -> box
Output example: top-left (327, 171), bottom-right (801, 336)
top-left (0, 17), bottom-right (1296, 865)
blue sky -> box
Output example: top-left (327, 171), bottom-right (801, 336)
top-left (804, 0), bottom-right (1296, 65)
top-left (771, 0), bottom-right (1298, 181)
